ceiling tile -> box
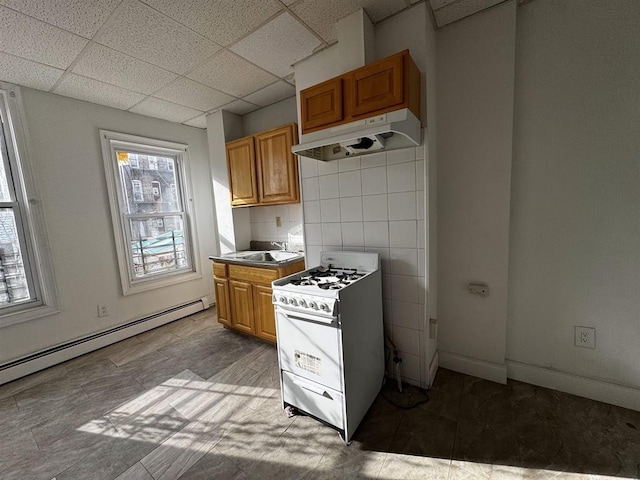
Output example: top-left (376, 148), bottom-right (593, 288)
top-left (140, 0), bottom-right (283, 47)
top-left (187, 50), bottom-right (277, 98)
top-left (154, 77), bottom-right (234, 111)
top-left (230, 12), bottom-right (321, 78)
top-left (130, 97), bottom-right (202, 123)
top-left (243, 80), bottom-right (296, 107)
top-left (291, 0), bottom-right (407, 43)
top-left (183, 114), bottom-right (207, 129)
top-left (0, 6), bottom-right (88, 69)
top-left (0, 0), bottom-right (121, 38)
top-left (430, 0), bottom-right (457, 8)
top-left (0, 52), bottom-right (64, 90)
top-left (433, 0), bottom-right (503, 27)
top-left (72, 43), bottom-right (177, 95)
top-left (280, 0), bottom-right (296, 5)
top-left (221, 100), bottom-right (259, 116)
top-left (53, 73), bottom-right (145, 110)
top-left (93, 1), bottom-right (220, 75)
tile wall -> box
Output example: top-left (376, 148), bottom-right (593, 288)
top-left (249, 203), bottom-right (304, 247)
top-left (299, 145), bottom-right (427, 385)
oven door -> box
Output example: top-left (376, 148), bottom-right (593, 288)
top-left (276, 308), bottom-right (343, 392)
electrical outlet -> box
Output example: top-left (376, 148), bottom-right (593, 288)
top-left (275, 216), bottom-right (282, 227)
top-left (468, 283), bottom-right (489, 296)
top-left (97, 304), bottom-right (109, 317)
top-left (575, 326), bottom-right (595, 348)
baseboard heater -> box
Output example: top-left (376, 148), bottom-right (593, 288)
top-left (0, 297), bottom-right (210, 386)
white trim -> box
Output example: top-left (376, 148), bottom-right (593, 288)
top-left (439, 351), bottom-right (507, 384)
top-left (0, 83), bottom-right (59, 327)
top-left (507, 360), bottom-right (640, 412)
top-left (0, 299), bottom-right (208, 386)
top-left (100, 130), bottom-right (202, 296)
top-left (428, 351), bottom-right (439, 388)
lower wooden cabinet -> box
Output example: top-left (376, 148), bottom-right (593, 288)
top-left (211, 259), bottom-right (304, 343)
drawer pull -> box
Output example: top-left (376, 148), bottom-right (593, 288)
top-left (293, 378), bottom-right (333, 399)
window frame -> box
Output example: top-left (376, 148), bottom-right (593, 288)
top-left (100, 130), bottom-right (201, 296)
top-left (0, 82), bottom-right (58, 327)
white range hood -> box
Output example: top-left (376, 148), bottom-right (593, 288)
top-left (291, 108), bottom-right (421, 161)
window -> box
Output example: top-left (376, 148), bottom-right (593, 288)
top-left (0, 83), bottom-right (57, 326)
top-left (129, 154), bottom-right (139, 169)
top-left (101, 131), bottom-right (201, 295)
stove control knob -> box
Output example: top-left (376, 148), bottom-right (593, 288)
top-left (279, 296), bottom-right (287, 304)
top-left (298, 299), bottom-right (307, 308)
top-left (319, 303), bottom-right (329, 312)
top-left (308, 301), bottom-right (317, 310)
top-left (288, 298), bottom-right (298, 306)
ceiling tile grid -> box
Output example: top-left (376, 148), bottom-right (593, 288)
top-left (0, 0), bottom-right (122, 38)
top-left (187, 50), bottom-right (278, 98)
top-left (0, 5), bottom-right (88, 69)
top-left (230, 11), bottom-right (323, 78)
top-left (71, 43), bottom-right (178, 95)
top-left (218, 99), bottom-right (260, 116)
top-left (153, 77), bottom-right (235, 112)
top-left (140, 0), bottom-right (284, 47)
top-left (53, 73), bottom-right (146, 110)
top-left (0, 52), bottom-right (64, 91)
top-left (130, 97), bottom-right (203, 123)
top-left (183, 114), bottom-right (208, 129)
top-left (243, 80), bottom-right (296, 107)
top-left (93, 0), bottom-right (221, 75)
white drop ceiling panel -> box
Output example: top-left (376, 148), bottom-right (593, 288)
top-left (72, 43), bottom-right (178, 95)
top-left (243, 80), bottom-right (296, 107)
top-left (0, 0), bottom-right (121, 38)
top-left (53, 73), bottom-right (145, 110)
top-left (0, 52), bottom-right (64, 90)
top-left (0, 6), bottom-right (88, 69)
top-left (93, 1), bottom-right (220, 75)
top-left (291, 0), bottom-right (408, 43)
top-left (140, 0), bottom-right (283, 47)
top-left (220, 100), bottom-right (259, 116)
top-left (183, 114), bottom-right (207, 129)
top-left (230, 12), bottom-right (322, 78)
top-left (187, 50), bottom-right (277, 98)
top-left (154, 77), bottom-right (234, 112)
top-left (130, 97), bottom-right (202, 123)
top-left (430, 0), bottom-right (505, 27)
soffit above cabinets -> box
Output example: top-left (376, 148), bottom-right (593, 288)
top-left (0, 0), bottom-right (417, 129)
top-left (427, 0), bottom-right (507, 28)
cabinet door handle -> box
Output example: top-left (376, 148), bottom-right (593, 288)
top-left (293, 378), bottom-right (333, 399)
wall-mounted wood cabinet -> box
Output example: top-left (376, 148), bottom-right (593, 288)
top-left (300, 50), bottom-right (421, 134)
top-left (226, 123), bottom-right (300, 207)
top-left (211, 259), bottom-right (305, 343)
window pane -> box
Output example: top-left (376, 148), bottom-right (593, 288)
top-left (0, 128), bottom-right (12, 202)
top-left (128, 215), bottom-right (188, 278)
top-left (117, 151), bottom-right (180, 214)
top-left (0, 208), bottom-right (30, 305)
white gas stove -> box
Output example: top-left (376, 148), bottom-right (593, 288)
top-left (272, 251), bottom-right (384, 444)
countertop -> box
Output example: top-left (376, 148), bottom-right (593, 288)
top-left (209, 250), bottom-right (305, 268)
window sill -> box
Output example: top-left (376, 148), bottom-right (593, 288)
top-left (0, 304), bottom-right (59, 329)
top-left (123, 270), bottom-right (203, 296)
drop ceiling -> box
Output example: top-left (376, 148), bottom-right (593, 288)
top-left (0, 0), bottom-right (419, 129)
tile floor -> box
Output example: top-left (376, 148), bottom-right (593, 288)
top-left (1, 308), bottom-right (639, 480)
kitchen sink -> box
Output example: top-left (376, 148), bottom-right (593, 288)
top-left (216, 250), bottom-right (303, 265)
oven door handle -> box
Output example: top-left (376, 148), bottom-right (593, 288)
top-left (293, 378), bottom-right (333, 399)
top-left (278, 309), bottom-right (337, 325)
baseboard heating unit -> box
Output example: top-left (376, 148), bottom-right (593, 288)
top-left (0, 297), bottom-right (210, 386)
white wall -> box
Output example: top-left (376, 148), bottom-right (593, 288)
top-left (249, 203), bottom-right (304, 247)
top-left (436, 1), bottom-right (516, 382)
top-left (242, 97), bottom-right (297, 137)
top-left (0, 88), bottom-right (215, 364)
top-left (507, 0), bottom-right (640, 389)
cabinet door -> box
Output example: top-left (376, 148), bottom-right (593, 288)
top-left (255, 124), bottom-right (299, 204)
top-left (253, 284), bottom-right (277, 343)
top-left (350, 53), bottom-right (404, 118)
top-left (300, 78), bottom-right (343, 133)
top-left (226, 136), bottom-right (258, 206)
top-left (229, 279), bottom-right (254, 334)
top-left (214, 278), bottom-right (231, 327)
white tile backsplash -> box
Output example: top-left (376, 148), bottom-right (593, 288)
top-left (250, 203), bottom-right (304, 245)
top-left (300, 146), bottom-right (427, 385)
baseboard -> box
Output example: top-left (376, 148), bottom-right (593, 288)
top-left (507, 360), bottom-right (640, 412)
top-left (0, 298), bottom-right (208, 386)
top-left (439, 351), bottom-right (507, 384)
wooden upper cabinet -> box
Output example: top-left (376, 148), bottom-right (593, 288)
top-left (226, 136), bottom-right (258, 206)
top-left (255, 124), bottom-right (299, 204)
top-left (350, 53), bottom-right (404, 118)
top-left (299, 50), bottom-right (421, 134)
top-left (300, 78), bottom-right (343, 132)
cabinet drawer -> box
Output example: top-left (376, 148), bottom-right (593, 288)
top-left (282, 371), bottom-right (344, 429)
top-left (228, 264), bottom-right (278, 284)
top-left (212, 262), bottom-right (227, 278)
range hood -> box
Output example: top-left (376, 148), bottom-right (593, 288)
top-left (291, 108), bottom-right (421, 161)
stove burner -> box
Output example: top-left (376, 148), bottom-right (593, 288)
top-left (318, 282), bottom-right (344, 290)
